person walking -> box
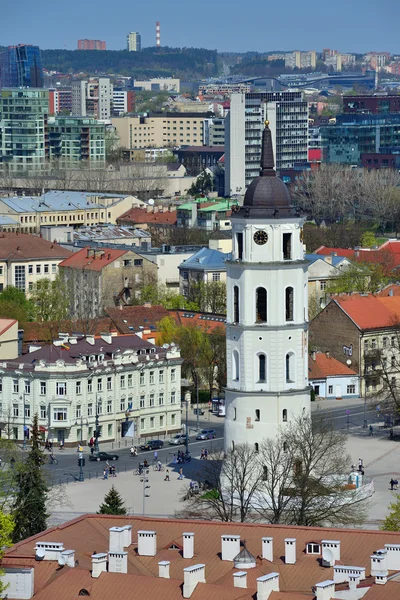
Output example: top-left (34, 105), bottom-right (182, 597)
top-left (204, 448), bottom-right (208, 460)
top-left (164, 469), bottom-right (170, 481)
top-left (369, 425), bottom-right (374, 437)
top-left (178, 467), bottom-right (183, 480)
top-left (358, 458), bottom-right (363, 472)
top-left (103, 467), bottom-right (108, 480)
top-left (390, 478), bottom-right (395, 491)
top-left (201, 448), bottom-right (205, 459)
top-left (154, 450), bottom-right (158, 462)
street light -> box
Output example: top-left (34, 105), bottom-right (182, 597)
top-left (140, 476), bottom-right (150, 515)
top-left (94, 396), bottom-right (100, 452)
top-left (75, 416), bottom-right (88, 445)
top-left (20, 392), bottom-right (28, 451)
top-left (185, 392), bottom-right (190, 456)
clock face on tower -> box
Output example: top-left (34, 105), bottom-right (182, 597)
top-left (253, 230), bottom-right (268, 245)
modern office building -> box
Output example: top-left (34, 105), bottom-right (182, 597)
top-left (0, 88), bottom-right (49, 174)
top-left (127, 32), bottom-right (141, 52)
top-left (48, 116), bottom-right (106, 167)
top-left (77, 39), bottom-right (106, 50)
top-left (225, 91), bottom-right (308, 196)
top-left (71, 78), bottom-right (113, 119)
top-left (0, 44), bottom-right (43, 89)
top-left (112, 89), bottom-right (135, 115)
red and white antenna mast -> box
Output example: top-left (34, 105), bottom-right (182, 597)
top-left (156, 21), bottom-right (161, 47)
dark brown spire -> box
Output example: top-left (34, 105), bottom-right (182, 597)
top-left (260, 120), bottom-right (275, 177)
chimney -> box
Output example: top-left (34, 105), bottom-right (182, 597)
top-left (35, 542), bottom-right (65, 561)
top-left (370, 549), bottom-right (387, 576)
top-left (86, 334), bottom-right (95, 346)
top-left (92, 553), bottom-right (107, 578)
top-left (137, 531), bottom-right (157, 556)
top-left (183, 564), bottom-right (205, 598)
top-left (101, 333), bottom-right (112, 345)
top-left (60, 549), bottom-right (75, 567)
top-left (109, 527), bottom-right (125, 552)
top-left (349, 575), bottom-right (360, 590)
top-left (221, 535), bottom-right (240, 561)
top-left (333, 566), bottom-right (365, 584)
top-left (233, 571), bottom-right (247, 588)
top-left (375, 572), bottom-right (388, 585)
top-left (311, 351), bottom-right (317, 362)
top-left (261, 537), bottom-right (273, 562)
top-left (321, 540), bottom-right (341, 567)
top-left (108, 551), bottom-right (128, 573)
top-left (183, 532), bottom-right (194, 559)
top-left (158, 561), bottom-right (170, 579)
top-left (325, 351), bottom-right (330, 359)
top-left (284, 538), bottom-right (296, 564)
top-left (315, 580), bottom-right (335, 600)
top-left (256, 573), bottom-right (279, 600)
top-left (122, 525), bottom-right (132, 547)
top-left (2, 567), bottom-right (34, 599)
top-left (384, 544), bottom-right (400, 570)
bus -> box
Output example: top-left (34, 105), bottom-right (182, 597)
top-left (211, 398), bottom-right (225, 417)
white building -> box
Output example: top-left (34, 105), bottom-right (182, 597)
top-left (134, 78), bottom-right (180, 93)
top-left (0, 333), bottom-right (182, 445)
top-left (309, 351), bottom-right (359, 400)
top-left (71, 78), bottom-right (113, 119)
top-left (224, 123), bottom-right (310, 451)
top-left (127, 32), bottom-right (141, 52)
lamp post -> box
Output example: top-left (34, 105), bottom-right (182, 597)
top-left (363, 362), bottom-right (368, 428)
top-left (20, 392), bottom-right (27, 451)
top-left (75, 416), bottom-right (88, 445)
top-left (94, 396), bottom-right (100, 452)
top-left (140, 476), bottom-right (150, 515)
top-left (184, 392), bottom-right (190, 456)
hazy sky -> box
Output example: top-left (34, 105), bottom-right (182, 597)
top-left (1, 0), bottom-right (399, 53)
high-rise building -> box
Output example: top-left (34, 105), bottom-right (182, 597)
top-left (0, 44), bottom-right (43, 89)
top-left (112, 89), bottom-right (135, 116)
top-left (284, 50), bottom-right (316, 69)
top-left (127, 32), bottom-right (141, 52)
top-left (225, 91), bottom-right (308, 196)
top-left (49, 88), bottom-right (72, 115)
top-left (0, 88), bottom-right (49, 173)
top-left (77, 39), bottom-right (106, 50)
top-left (224, 122), bottom-right (310, 451)
top-left (48, 116), bottom-right (106, 167)
top-left (71, 78), bottom-right (113, 119)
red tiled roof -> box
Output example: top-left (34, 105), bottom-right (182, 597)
top-left (58, 247), bottom-right (128, 271)
top-left (0, 232), bottom-right (72, 260)
top-left (309, 352), bottom-right (357, 379)
top-left (22, 318), bottom-right (114, 345)
top-left (171, 310), bottom-right (226, 333)
top-left (376, 283), bottom-right (400, 297)
top-left (106, 305), bottom-right (171, 334)
top-left (315, 244), bottom-right (400, 272)
top-left (117, 208), bottom-right (177, 226)
top-left (334, 295), bottom-right (400, 330)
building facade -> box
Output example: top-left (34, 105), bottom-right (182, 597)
top-left (0, 45), bottom-right (43, 88)
top-left (0, 332), bottom-right (182, 445)
top-left (225, 91), bottom-right (308, 196)
top-left (77, 39), bottom-right (106, 50)
top-left (127, 32), bottom-right (141, 52)
top-left (224, 123), bottom-right (310, 451)
top-left (49, 88), bottom-right (73, 115)
top-left (204, 117), bottom-right (225, 146)
top-left (71, 78), bottom-right (113, 119)
top-left (48, 116), bottom-right (106, 167)
top-left (343, 94), bottom-right (400, 115)
top-left (112, 90), bottom-right (135, 116)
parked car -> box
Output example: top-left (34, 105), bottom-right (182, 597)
top-left (89, 451), bottom-right (119, 462)
top-left (169, 434), bottom-right (189, 445)
top-left (196, 429), bottom-right (217, 440)
top-left (139, 439), bottom-right (164, 451)
top-left (193, 408), bottom-right (205, 416)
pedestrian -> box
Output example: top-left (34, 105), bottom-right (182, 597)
top-left (164, 469), bottom-right (170, 481)
top-left (59, 439), bottom-right (64, 450)
top-left (178, 467), bottom-right (183, 480)
top-left (91, 446), bottom-right (94, 455)
top-left (154, 450), bottom-right (158, 462)
top-left (358, 458), bottom-right (363, 472)
top-left (157, 460), bottom-right (162, 471)
top-left (369, 425), bottom-right (374, 437)
top-left (390, 478), bottom-right (395, 490)
top-left (49, 440), bottom-right (53, 451)
top-left (204, 448), bottom-right (208, 459)
top-left (201, 448), bottom-right (205, 460)
top-left (103, 468), bottom-right (108, 480)
top-left (173, 454), bottom-right (177, 464)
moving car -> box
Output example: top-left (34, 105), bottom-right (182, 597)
top-left (169, 434), bottom-right (189, 445)
top-left (139, 439), bottom-right (164, 451)
top-left (89, 451), bottom-right (119, 462)
top-left (196, 429), bottom-right (217, 440)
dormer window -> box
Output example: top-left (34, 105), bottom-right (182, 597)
top-left (306, 543), bottom-right (320, 555)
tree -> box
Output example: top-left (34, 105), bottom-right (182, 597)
top-left (0, 287), bottom-right (35, 322)
top-left (188, 172), bottom-right (213, 197)
top-left (360, 231), bottom-right (377, 249)
top-left (186, 281), bottom-right (227, 314)
top-left (98, 485), bottom-right (127, 515)
top-left (381, 494), bottom-right (400, 531)
top-left (12, 414), bottom-right (49, 542)
top-left (30, 276), bottom-right (69, 322)
top-left (0, 512), bottom-right (14, 595)
top-left (328, 261), bottom-right (390, 295)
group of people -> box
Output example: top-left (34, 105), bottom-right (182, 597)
top-left (138, 459), bottom-right (149, 474)
top-left (173, 450), bottom-right (191, 464)
top-left (103, 462), bottom-right (117, 479)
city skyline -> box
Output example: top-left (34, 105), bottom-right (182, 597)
top-left (1, 0), bottom-right (399, 54)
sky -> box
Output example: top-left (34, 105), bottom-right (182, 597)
top-left (1, 0), bottom-right (399, 54)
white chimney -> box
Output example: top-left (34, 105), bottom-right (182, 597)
top-left (315, 580), bottom-right (335, 600)
top-left (86, 335), bottom-right (95, 345)
top-left (137, 530), bottom-right (157, 556)
top-left (262, 537), bottom-right (273, 562)
top-left (257, 573), bottom-right (279, 600)
top-left (385, 543), bottom-right (400, 570)
top-left (284, 538), bottom-right (296, 564)
top-left (221, 535), bottom-right (240, 561)
top-left (60, 549), bottom-right (75, 568)
top-left (122, 525), bottom-right (132, 548)
top-left (35, 542), bottom-right (65, 561)
top-left (333, 566), bottom-right (366, 584)
top-left (109, 527), bottom-right (125, 552)
top-left (183, 532), bottom-right (194, 559)
top-left (370, 550), bottom-right (388, 576)
top-left (108, 551), bottom-right (128, 574)
top-left (233, 571), bottom-right (247, 588)
top-left (2, 567), bottom-right (34, 599)
top-left (375, 572), bottom-right (388, 585)
top-left (159, 561), bottom-right (170, 579)
top-left (183, 564), bottom-right (206, 598)
top-left (321, 540), bottom-right (340, 567)
top-left (101, 333), bottom-right (112, 344)
top-left (349, 575), bottom-right (360, 591)
top-left (92, 553), bottom-right (107, 578)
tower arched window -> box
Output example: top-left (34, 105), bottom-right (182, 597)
top-left (232, 350), bottom-right (240, 381)
top-left (258, 354), bottom-right (266, 382)
top-left (282, 409), bottom-right (288, 422)
top-left (256, 287), bottom-right (267, 322)
top-left (286, 352), bottom-right (295, 384)
top-left (254, 443), bottom-right (259, 453)
top-left (285, 287), bottom-right (294, 321)
top-left (233, 285), bottom-right (239, 323)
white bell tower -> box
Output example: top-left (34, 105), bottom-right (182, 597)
top-left (224, 121), bottom-right (310, 453)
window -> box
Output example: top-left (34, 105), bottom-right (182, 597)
top-left (123, 259), bottom-right (132, 267)
top-left (182, 271), bottom-right (189, 281)
top-left (76, 381), bottom-right (81, 395)
top-left (328, 385), bottom-right (333, 394)
top-left (13, 379), bottom-right (19, 393)
top-left (134, 259), bottom-right (143, 266)
top-left (140, 418), bottom-right (145, 431)
top-left (320, 281), bottom-right (327, 291)
top-left (107, 400), bottom-right (113, 414)
top-left (88, 403), bottom-right (93, 416)
top-left (212, 272), bottom-right (221, 281)
top-left (282, 409), bottom-right (288, 422)
top-left (347, 384), bottom-right (356, 394)
top-left (150, 417), bottom-right (155, 429)
top-left (40, 406), bottom-right (47, 419)
top-left (258, 354), bottom-right (266, 382)
top-left (314, 385), bottom-right (320, 395)
top-left (53, 408), bottom-right (67, 421)
top-left (13, 404), bottom-right (19, 417)
top-left (391, 377), bottom-right (397, 387)
top-left (307, 543), bottom-right (320, 555)
top-left (140, 395), bottom-right (145, 408)
top-left (283, 233), bottom-right (292, 260)
top-left (262, 466), bottom-right (268, 481)
top-left (149, 371), bottom-right (155, 384)
top-left (364, 340), bottom-right (369, 350)
top-left (97, 378), bottom-right (102, 392)
top-left (76, 405), bottom-right (81, 418)
top-left (160, 415), bottom-right (164, 428)
top-left (233, 285), bottom-right (239, 322)
top-left (256, 287), bottom-right (267, 322)
top-left (383, 337), bottom-right (388, 348)
top-left (107, 376), bottom-right (112, 391)
top-left (25, 405), bottom-right (30, 418)
top-left (159, 393), bottom-right (164, 405)
top-left (149, 394), bottom-right (155, 407)
top-left (391, 356), bottom-right (396, 367)
top-left (159, 370), bottom-right (164, 383)
top-left (88, 379), bottom-right (93, 393)
top-left (40, 381), bottom-right (46, 395)
top-left (14, 265), bottom-right (25, 290)
top-left (108, 424), bottom-right (113, 437)
top-left (36, 265), bottom-right (41, 274)
top-left (237, 232), bottom-right (243, 259)
top-left (286, 353), bottom-right (295, 383)
top-left (52, 264), bottom-right (57, 274)
top-left (171, 413), bottom-right (176, 425)
top-left (97, 400), bottom-right (103, 415)
top-left (120, 375), bottom-right (126, 389)
top-left (371, 339), bottom-right (377, 349)
top-left (255, 409), bottom-right (260, 422)
top-left (44, 264), bottom-right (49, 274)
top-left (56, 382), bottom-right (67, 396)
top-left (120, 397), bottom-right (126, 411)
top-left (28, 265), bottom-right (33, 274)
top-left (392, 336), bottom-right (396, 348)
top-left (24, 380), bottom-right (30, 394)
top-left (233, 350), bottom-right (240, 381)
top-left (285, 287), bottom-right (294, 321)
top-left (255, 442), bottom-right (259, 453)
top-left (171, 369), bottom-right (176, 382)
top-left (140, 371), bottom-right (145, 385)
top-left (128, 374), bottom-right (133, 388)
top-left (171, 391), bottom-right (176, 404)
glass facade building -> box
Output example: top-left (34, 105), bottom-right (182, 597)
top-left (0, 45), bottom-right (44, 89)
top-left (48, 117), bottom-right (106, 167)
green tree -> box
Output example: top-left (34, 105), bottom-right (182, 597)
top-left (30, 276), bottom-right (69, 322)
top-left (133, 282), bottom-right (199, 311)
top-left (0, 512), bottom-right (14, 595)
top-left (381, 494), bottom-right (400, 531)
top-left (360, 231), bottom-right (377, 248)
top-left (12, 414), bottom-right (48, 542)
top-left (186, 281), bottom-right (226, 314)
top-left (188, 172), bottom-right (213, 196)
top-left (0, 287), bottom-right (35, 322)
top-left (328, 262), bottom-right (389, 295)
top-left (98, 485), bottom-right (127, 515)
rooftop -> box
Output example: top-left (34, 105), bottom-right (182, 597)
top-left (105, 305), bottom-right (171, 334)
top-left (72, 225), bottom-right (150, 242)
top-left (58, 247), bottom-right (128, 271)
top-left (309, 352), bottom-right (357, 379)
top-left (0, 233), bottom-right (72, 260)
top-left (179, 247), bottom-right (230, 271)
top-left (333, 294), bottom-right (400, 330)
top-left (118, 207), bottom-right (177, 226)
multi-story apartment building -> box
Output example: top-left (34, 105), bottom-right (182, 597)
top-left (112, 112), bottom-right (210, 148)
top-left (204, 117), bottom-right (225, 146)
top-left (71, 78), bottom-right (113, 120)
top-left (198, 83), bottom-right (251, 96)
top-left (225, 91), bottom-right (308, 195)
top-left (0, 88), bottom-right (49, 174)
top-left (48, 88), bottom-right (73, 115)
top-left (0, 45), bottom-right (43, 88)
top-left (127, 32), bottom-right (141, 52)
top-left (48, 116), bottom-right (106, 167)
top-left (0, 331), bottom-right (182, 445)
top-left (77, 39), bottom-right (106, 50)
top-left (112, 89), bottom-right (135, 115)
top-left (284, 50), bottom-right (316, 69)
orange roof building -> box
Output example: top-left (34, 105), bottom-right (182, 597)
top-left (308, 351), bottom-right (359, 399)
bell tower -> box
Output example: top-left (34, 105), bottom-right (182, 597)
top-left (224, 121), bottom-right (310, 453)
